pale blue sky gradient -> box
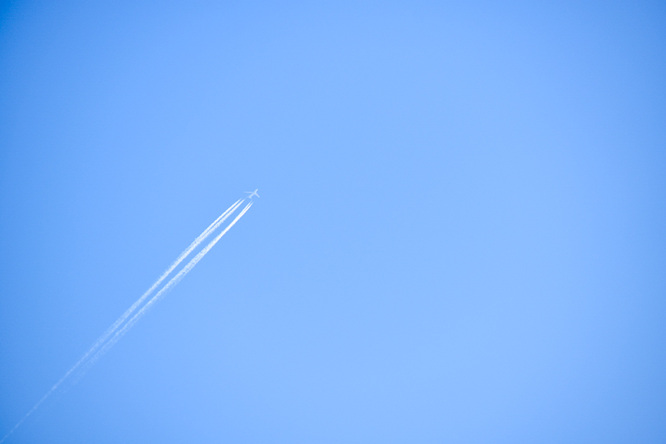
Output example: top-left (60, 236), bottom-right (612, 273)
top-left (1, 2), bottom-right (665, 443)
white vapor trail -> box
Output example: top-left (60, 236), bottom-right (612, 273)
top-left (63, 198), bottom-right (246, 386)
top-left (0, 198), bottom-right (251, 444)
top-left (93, 198), bottom-right (244, 352)
top-left (87, 201), bottom-right (253, 366)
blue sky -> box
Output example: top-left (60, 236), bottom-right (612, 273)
top-left (1, 2), bottom-right (665, 442)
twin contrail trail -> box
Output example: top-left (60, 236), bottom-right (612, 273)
top-left (86, 200), bottom-right (253, 369)
top-left (1, 197), bottom-right (254, 443)
top-left (91, 198), bottom-right (245, 356)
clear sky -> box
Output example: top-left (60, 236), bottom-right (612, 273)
top-left (1, 2), bottom-right (665, 443)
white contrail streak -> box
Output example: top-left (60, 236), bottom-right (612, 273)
top-left (61, 199), bottom-right (246, 387)
top-left (26, 199), bottom-right (244, 392)
top-left (94, 198), bottom-right (244, 349)
top-left (0, 198), bottom-right (251, 444)
top-left (87, 201), bottom-right (253, 366)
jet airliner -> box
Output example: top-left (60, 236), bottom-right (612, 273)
top-left (245, 189), bottom-right (260, 199)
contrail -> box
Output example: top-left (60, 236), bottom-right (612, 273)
top-left (86, 201), bottom-right (253, 367)
top-left (94, 198), bottom-right (244, 351)
top-left (61, 198), bottom-right (246, 388)
top-left (0, 198), bottom-right (252, 443)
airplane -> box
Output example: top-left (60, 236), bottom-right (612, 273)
top-left (245, 189), bottom-right (260, 199)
